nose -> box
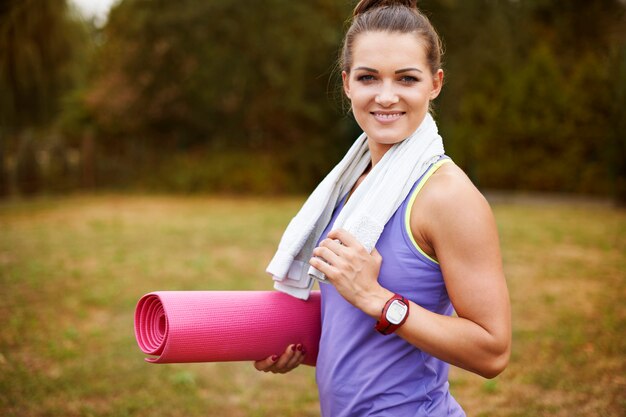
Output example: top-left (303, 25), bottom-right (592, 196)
top-left (375, 81), bottom-right (399, 107)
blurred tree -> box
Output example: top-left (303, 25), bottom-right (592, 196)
top-left (89, 0), bottom-right (339, 146)
top-left (84, 0), bottom-right (354, 191)
top-left (0, 0), bottom-right (83, 131)
top-left (425, 0), bottom-right (625, 196)
top-left (45, 133), bottom-right (73, 193)
top-left (14, 132), bottom-right (41, 195)
top-left (425, 0), bottom-right (523, 185)
top-left (609, 43), bottom-right (626, 205)
top-left (0, 0), bottom-right (90, 195)
top-left (0, 129), bottom-right (8, 196)
top-left (59, 0), bottom-right (626, 196)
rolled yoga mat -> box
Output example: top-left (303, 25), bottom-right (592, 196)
top-left (134, 290), bottom-right (321, 366)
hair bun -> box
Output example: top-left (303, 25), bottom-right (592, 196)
top-left (353, 0), bottom-right (418, 17)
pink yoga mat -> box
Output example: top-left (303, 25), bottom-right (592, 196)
top-left (134, 290), bottom-right (321, 366)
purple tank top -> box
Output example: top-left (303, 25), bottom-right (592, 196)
top-left (316, 159), bottom-right (466, 417)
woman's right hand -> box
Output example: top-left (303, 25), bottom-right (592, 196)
top-left (253, 343), bottom-right (305, 374)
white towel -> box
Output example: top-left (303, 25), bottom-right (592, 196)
top-left (266, 113), bottom-right (445, 300)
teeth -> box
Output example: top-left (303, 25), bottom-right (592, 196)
top-left (374, 113), bottom-right (403, 119)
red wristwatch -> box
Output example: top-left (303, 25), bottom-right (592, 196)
top-left (375, 294), bottom-right (409, 335)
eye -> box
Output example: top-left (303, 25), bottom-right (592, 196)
top-left (356, 74), bottom-right (376, 83)
top-left (399, 75), bottom-right (419, 84)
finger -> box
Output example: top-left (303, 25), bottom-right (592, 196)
top-left (327, 229), bottom-right (360, 248)
top-left (309, 255), bottom-right (338, 278)
top-left (312, 246), bottom-right (342, 266)
top-left (319, 237), bottom-right (344, 254)
top-left (371, 247), bottom-right (383, 262)
top-left (254, 354), bottom-right (279, 371)
top-left (274, 344), bottom-right (296, 370)
top-left (284, 344), bottom-right (305, 369)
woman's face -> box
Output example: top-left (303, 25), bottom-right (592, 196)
top-left (343, 31), bottom-right (443, 153)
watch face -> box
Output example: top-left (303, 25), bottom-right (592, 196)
top-left (386, 300), bottom-right (408, 325)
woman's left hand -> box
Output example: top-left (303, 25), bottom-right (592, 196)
top-left (309, 229), bottom-right (392, 317)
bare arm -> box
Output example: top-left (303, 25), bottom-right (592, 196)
top-left (310, 164), bottom-right (511, 378)
top-left (398, 163), bottom-right (511, 377)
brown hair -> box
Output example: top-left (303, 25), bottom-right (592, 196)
top-left (340, 0), bottom-right (443, 75)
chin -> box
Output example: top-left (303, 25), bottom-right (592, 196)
top-left (367, 130), bottom-right (413, 145)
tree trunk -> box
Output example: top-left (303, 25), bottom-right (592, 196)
top-left (0, 130), bottom-right (9, 197)
top-left (81, 131), bottom-right (96, 190)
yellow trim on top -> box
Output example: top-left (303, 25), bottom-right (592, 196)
top-left (404, 159), bottom-right (452, 265)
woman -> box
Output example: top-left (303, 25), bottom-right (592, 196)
top-left (255, 1), bottom-right (511, 415)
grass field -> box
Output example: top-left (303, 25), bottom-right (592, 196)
top-left (0, 194), bottom-right (624, 417)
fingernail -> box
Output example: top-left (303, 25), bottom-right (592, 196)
top-left (291, 345), bottom-right (297, 352)
top-left (271, 355), bottom-right (278, 362)
top-left (297, 344), bottom-right (303, 351)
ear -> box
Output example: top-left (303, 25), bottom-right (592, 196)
top-left (342, 71), bottom-right (351, 99)
top-left (430, 69), bottom-right (444, 100)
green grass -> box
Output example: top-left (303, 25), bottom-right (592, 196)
top-left (0, 195), bottom-right (624, 416)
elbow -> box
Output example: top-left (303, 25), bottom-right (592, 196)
top-left (477, 343), bottom-right (511, 379)
top-left (478, 353), bottom-right (509, 379)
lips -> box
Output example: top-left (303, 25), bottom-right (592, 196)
top-left (371, 111), bottom-right (405, 123)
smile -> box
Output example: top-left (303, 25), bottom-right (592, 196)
top-left (371, 112), bottom-right (405, 123)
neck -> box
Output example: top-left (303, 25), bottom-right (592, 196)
top-left (367, 140), bottom-right (394, 168)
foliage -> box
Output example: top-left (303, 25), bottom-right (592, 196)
top-left (1, 0), bottom-right (625, 197)
top-left (0, 0), bottom-right (86, 132)
top-left (79, 0), bottom-right (355, 192)
top-left (0, 0), bottom-right (92, 196)
top-left (425, 0), bottom-right (626, 198)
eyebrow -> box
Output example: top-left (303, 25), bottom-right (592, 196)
top-left (353, 66), bottom-right (423, 74)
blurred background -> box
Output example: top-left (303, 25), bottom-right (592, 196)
top-left (1, 1), bottom-right (625, 417)
top-left (1, 0), bottom-right (625, 200)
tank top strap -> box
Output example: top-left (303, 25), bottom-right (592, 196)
top-left (402, 156), bottom-right (453, 265)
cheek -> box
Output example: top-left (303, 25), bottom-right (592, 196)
top-left (349, 89), bottom-right (366, 102)
top-left (349, 90), bottom-right (375, 114)
top-left (349, 83), bottom-right (377, 101)
top-left (406, 90), bottom-right (431, 110)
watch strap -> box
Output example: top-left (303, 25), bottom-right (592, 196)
top-left (375, 294), bottom-right (409, 335)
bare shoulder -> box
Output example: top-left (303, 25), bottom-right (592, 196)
top-left (418, 162), bottom-right (490, 213)
top-left (410, 161), bottom-right (496, 251)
